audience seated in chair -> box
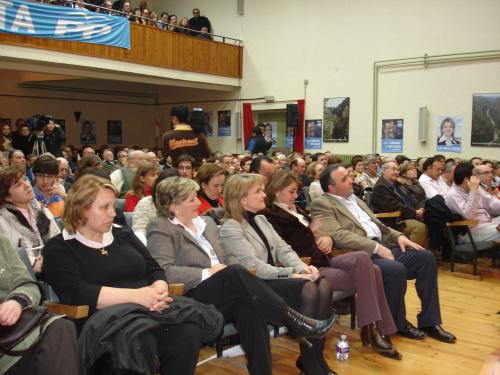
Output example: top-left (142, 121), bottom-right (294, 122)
top-left (310, 164), bottom-right (456, 344)
top-left (124, 162), bottom-right (159, 212)
top-left (260, 171), bottom-right (401, 360)
top-left (445, 163), bottom-right (500, 243)
top-left (147, 176), bottom-right (336, 375)
top-left (371, 161), bottom-right (428, 247)
top-left (42, 175), bottom-right (220, 375)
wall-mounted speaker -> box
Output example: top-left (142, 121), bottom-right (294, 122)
top-left (237, 0), bottom-right (244, 15)
top-left (286, 104), bottom-right (298, 127)
top-left (418, 106), bottom-right (427, 142)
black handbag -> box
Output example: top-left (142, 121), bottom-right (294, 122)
top-left (0, 281), bottom-right (54, 356)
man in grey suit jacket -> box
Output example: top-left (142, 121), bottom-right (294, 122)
top-left (310, 164), bottom-right (456, 343)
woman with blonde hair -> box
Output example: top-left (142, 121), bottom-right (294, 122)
top-left (147, 176), bottom-right (335, 375)
top-left (124, 162), bottom-right (160, 212)
top-left (306, 161), bottom-right (325, 201)
top-left (43, 175), bottom-right (219, 375)
top-left (221, 173), bottom-right (336, 375)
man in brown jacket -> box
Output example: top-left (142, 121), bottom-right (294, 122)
top-left (310, 164), bottom-right (456, 344)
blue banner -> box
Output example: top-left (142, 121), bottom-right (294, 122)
top-left (0, 0), bottom-right (130, 49)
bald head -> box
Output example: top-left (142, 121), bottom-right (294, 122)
top-left (127, 150), bottom-right (147, 169)
top-left (291, 157), bottom-right (306, 176)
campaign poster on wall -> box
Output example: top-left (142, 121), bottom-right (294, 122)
top-left (107, 120), bottom-right (122, 144)
top-left (264, 122), bottom-right (277, 148)
top-left (381, 119), bottom-right (403, 153)
top-left (217, 110), bottom-right (231, 136)
top-left (203, 111), bottom-right (213, 137)
top-left (285, 125), bottom-right (295, 149)
top-left (323, 97), bottom-right (349, 142)
top-left (305, 119), bottom-right (322, 150)
top-left (436, 115), bottom-right (462, 153)
top-left (471, 94), bottom-right (500, 147)
top-left (80, 119), bottom-right (96, 145)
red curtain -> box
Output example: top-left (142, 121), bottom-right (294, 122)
top-left (294, 99), bottom-right (305, 153)
top-left (242, 103), bottom-right (255, 147)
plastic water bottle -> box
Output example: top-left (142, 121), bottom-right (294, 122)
top-left (336, 334), bottom-right (349, 361)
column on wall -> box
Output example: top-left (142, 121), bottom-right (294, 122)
top-left (242, 103), bottom-right (255, 148)
top-left (294, 99), bottom-right (305, 153)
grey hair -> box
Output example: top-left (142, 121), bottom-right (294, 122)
top-left (155, 177), bottom-right (199, 219)
top-left (381, 161), bottom-right (396, 171)
top-left (363, 154), bottom-right (378, 165)
top-left (443, 161), bottom-right (455, 173)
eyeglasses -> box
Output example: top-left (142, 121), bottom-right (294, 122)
top-left (35, 174), bottom-right (56, 180)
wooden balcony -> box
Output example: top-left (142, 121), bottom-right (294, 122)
top-left (0, 23), bottom-right (243, 79)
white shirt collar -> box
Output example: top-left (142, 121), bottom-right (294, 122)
top-left (62, 225), bottom-right (117, 248)
top-left (170, 216), bottom-right (206, 238)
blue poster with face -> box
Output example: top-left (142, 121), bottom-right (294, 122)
top-left (437, 115), bottom-right (462, 153)
top-left (304, 119), bottom-right (322, 150)
top-left (381, 119), bottom-right (403, 153)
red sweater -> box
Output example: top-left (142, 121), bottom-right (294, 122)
top-left (124, 186), bottom-right (152, 212)
top-left (197, 194), bottom-right (224, 215)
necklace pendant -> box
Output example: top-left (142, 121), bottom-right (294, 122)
top-left (100, 248), bottom-right (109, 256)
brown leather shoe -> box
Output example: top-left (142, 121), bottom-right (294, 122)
top-left (360, 322), bottom-right (402, 360)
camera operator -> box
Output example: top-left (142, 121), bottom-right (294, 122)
top-left (42, 117), bottom-right (66, 157)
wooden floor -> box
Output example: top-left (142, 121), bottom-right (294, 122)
top-left (195, 264), bottom-right (500, 375)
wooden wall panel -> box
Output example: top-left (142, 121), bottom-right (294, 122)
top-left (0, 23), bottom-right (243, 78)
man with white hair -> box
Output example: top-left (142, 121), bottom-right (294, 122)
top-left (110, 150), bottom-right (147, 197)
top-left (474, 164), bottom-right (500, 212)
top-left (56, 157), bottom-right (74, 192)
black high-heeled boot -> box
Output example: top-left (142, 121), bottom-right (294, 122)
top-left (283, 307), bottom-right (336, 339)
top-left (296, 339), bottom-right (330, 375)
top-left (310, 337), bottom-right (337, 375)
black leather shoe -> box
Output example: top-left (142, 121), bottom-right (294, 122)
top-left (284, 307), bottom-right (337, 339)
top-left (398, 321), bottom-right (425, 340)
top-left (421, 326), bottom-right (456, 343)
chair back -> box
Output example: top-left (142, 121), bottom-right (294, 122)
top-left (124, 212), bottom-right (134, 228)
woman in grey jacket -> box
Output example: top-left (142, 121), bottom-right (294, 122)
top-left (0, 236), bottom-right (77, 374)
top-left (147, 176), bottom-right (335, 375)
top-left (220, 173), bottom-right (336, 375)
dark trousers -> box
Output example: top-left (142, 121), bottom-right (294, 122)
top-left (186, 264), bottom-right (288, 375)
top-left (153, 323), bottom-right (201, 375)
top-left (371, 247), bottom-right (442, 331)
top-left (6, 318), bottom-right (78, 375)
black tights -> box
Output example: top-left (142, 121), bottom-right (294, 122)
top-left (298, 278), bottom-right (333, 375)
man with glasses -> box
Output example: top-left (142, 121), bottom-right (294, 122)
top-left (110, 150), bottom-right (147, 197)
top-left (474, 164), bottom-right (500, 208)
top-left (188, 8), bottom-right (211, 36)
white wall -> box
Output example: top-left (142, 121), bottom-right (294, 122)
top-left (165, 0), bottom-right (500, 159)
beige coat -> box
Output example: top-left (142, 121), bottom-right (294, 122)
top-left (310, 194), bottom-right (402, 254)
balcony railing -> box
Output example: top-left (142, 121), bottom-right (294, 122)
top-left (0, 4), bottom-right (243, 79)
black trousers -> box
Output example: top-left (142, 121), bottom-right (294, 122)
top-left (5, 318), bottom-right (78, 375)
top-left (153, 322), bottom-right (201, 375)
top-left (371, 247), bottom-right (441, 331)
top-left (186, 264), bottom-right (288, 375)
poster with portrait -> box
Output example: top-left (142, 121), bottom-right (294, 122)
top-left (107, 120), bottom-right (122, 144)
top-left (54, 119), bottom-right (65, 132)
top-left (436, 115), bottom-right (462, 153)
top-left (217, 110), bottom-right (231, 136)
top-left (203, 111), bottom-right (213, 137)
top-left (80, 119), bottom-right (96, 145)
top-left (305, 119), bottom-right (322, 150)
top-left (323, 97), bottom-right (349, 142)
top-left (263, 122), bottom-right (277, 148)
top-left (471, 94), bottom-right (500, 147)
top-left (381, 119), bottom-right (403, 153)
top-left (285, 125), bottom-right (295, 149)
